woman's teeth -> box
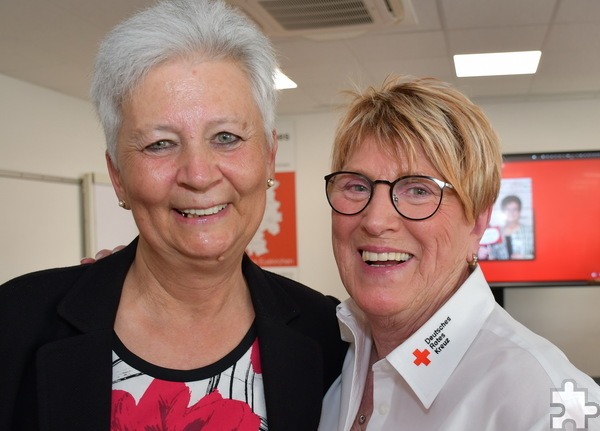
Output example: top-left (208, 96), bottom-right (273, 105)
top-left (362, 250), bottom-right (412, 264)
top-left (179, 204), bottom-right (227, 217)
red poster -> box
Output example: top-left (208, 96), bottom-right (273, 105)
top-left (246, 172), bottom-right (297, 267)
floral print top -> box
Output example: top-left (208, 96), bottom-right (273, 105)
top-left (111, 325), bottom-right (267, 430)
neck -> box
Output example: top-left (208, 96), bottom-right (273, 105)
top-left (123, 239), bottom-right (252, 323)
top-left (130, 263), bottom-right (249, 317)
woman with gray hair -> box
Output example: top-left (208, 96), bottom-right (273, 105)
top-left (0, 1), bottom-right (347, 429)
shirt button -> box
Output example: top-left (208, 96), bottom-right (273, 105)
top-left (378, 404), bottom-right (389, 415)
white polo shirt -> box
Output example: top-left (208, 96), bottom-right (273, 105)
top-left (319, 268), bottom-right (600, 431)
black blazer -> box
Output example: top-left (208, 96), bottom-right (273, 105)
top-left (0, 239), bottom-right (348, 430)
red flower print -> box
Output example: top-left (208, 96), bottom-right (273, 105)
top-left (111, 380), bottom-right (261, 430)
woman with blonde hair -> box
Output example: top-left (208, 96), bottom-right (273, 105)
top-left (320, 76), bottom-right (600, 430)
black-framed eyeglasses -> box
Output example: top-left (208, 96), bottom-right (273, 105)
top-left (324, 171), bottom-right (454, 220)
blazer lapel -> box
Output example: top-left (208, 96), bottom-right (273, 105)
top-left (36, 331), bottom-right (113, 430)
top-left (257, 319), bottom-right (324, 431)
top-left (243, 255), bottom-right (325, 431)
top-left (36, 240), bottom-right (136, 430)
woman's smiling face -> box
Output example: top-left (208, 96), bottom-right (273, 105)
top-left (108, 57), bottom-right (275, 264)
top-left (331, 136), bottom-right (487, 323)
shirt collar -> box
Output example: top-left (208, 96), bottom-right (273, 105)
top-left (386, 267), bottom-right (495, 408)
top-left (337, 299), bottom-right (367, 343)
top-left (337, 267), bottom-right (495, 409)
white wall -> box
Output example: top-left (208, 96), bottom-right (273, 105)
top-left (1, 72), bottom-right (599, 376)
top-left (0, 74), bottom-right (106, 177)
top-left (0, 73), bottom-right (107, 281)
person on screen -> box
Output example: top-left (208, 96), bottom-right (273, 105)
top-left (489, 194), bottom-right (534, 260)
top-left (317, 76), bottom-right (600, 430)
top-left (0, 1), bottom-right (347, 429)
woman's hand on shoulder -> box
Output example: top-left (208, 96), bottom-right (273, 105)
top-left (80, 245), bottom-right (126, 264)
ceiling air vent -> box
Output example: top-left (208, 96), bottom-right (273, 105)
top-left (227, 0), bottom-right (417, 39)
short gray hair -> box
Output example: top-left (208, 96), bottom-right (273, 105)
top-left (90, 0), bottom-right (279, 162)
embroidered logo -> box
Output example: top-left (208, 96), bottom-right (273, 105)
top-left (413, 348), bottom-right (431, 366)
top-left (423, 316), bottom-right (451, 355)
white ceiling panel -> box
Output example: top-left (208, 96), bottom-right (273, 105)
top-left (555, 0), bottom-right (600, 23)
top-left (362, 58), bottom-right (456, 85)
top-left (348, 31), bottom-right (448, 62)
top-left (448, 26), bottom-right (548, 54)
top-left (441, 0), bottom-right (558, 28)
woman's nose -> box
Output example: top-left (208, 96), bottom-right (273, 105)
top-left (175, 145), bottom-right (220, 190)
top-left (360, 184), bottom-right (401, 235)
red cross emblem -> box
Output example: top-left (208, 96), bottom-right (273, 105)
top-left (413, 348), bottom-right (431, 366)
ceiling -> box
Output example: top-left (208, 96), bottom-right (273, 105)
top-left (1, 0), bottom-right (599, 116)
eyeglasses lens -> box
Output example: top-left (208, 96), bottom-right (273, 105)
top-left (326, 173), bottom-right (444, 220)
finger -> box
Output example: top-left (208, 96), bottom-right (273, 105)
top-left (112, 245), bottom-right (126, 253)
top-left (94, 249), bottom-right (113, 260)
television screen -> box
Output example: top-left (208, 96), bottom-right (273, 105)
top-left (478, 150), bottom-right (600, 287)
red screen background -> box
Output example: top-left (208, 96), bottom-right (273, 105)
top-left (479, 156), bottom-right (600, 286)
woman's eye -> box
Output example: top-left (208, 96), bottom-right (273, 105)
top-left (402, 183), bottom-right (438, 199)
top-left (348, 183), bottom-right (369, 193)
top-left (214, 132), bottom-right (241, 146)
top-left (408, 186), bottom-right (429, 196)
top-left (146, 140), bottom-right (172, 151)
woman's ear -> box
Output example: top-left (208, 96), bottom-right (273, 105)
top-left (469, 205), bottom-right (493, 254)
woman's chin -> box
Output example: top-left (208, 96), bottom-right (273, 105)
top-left (352, 290), bottom-right (409, 320)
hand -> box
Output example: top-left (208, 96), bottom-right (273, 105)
top-left (80, 245), bottom-right (126, 264)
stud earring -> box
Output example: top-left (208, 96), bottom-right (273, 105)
top-left (118, 199), bottom-right (127, 209)
top-left (267, 178), bottom-right (275, 188)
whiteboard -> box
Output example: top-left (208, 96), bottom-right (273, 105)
top-left (0, 175), bottom-right (82, 283)
top-left (82, 173), bottom-right (138, 256)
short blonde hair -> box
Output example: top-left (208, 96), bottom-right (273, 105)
top-left (331, 75), bottom-right (502, 222)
